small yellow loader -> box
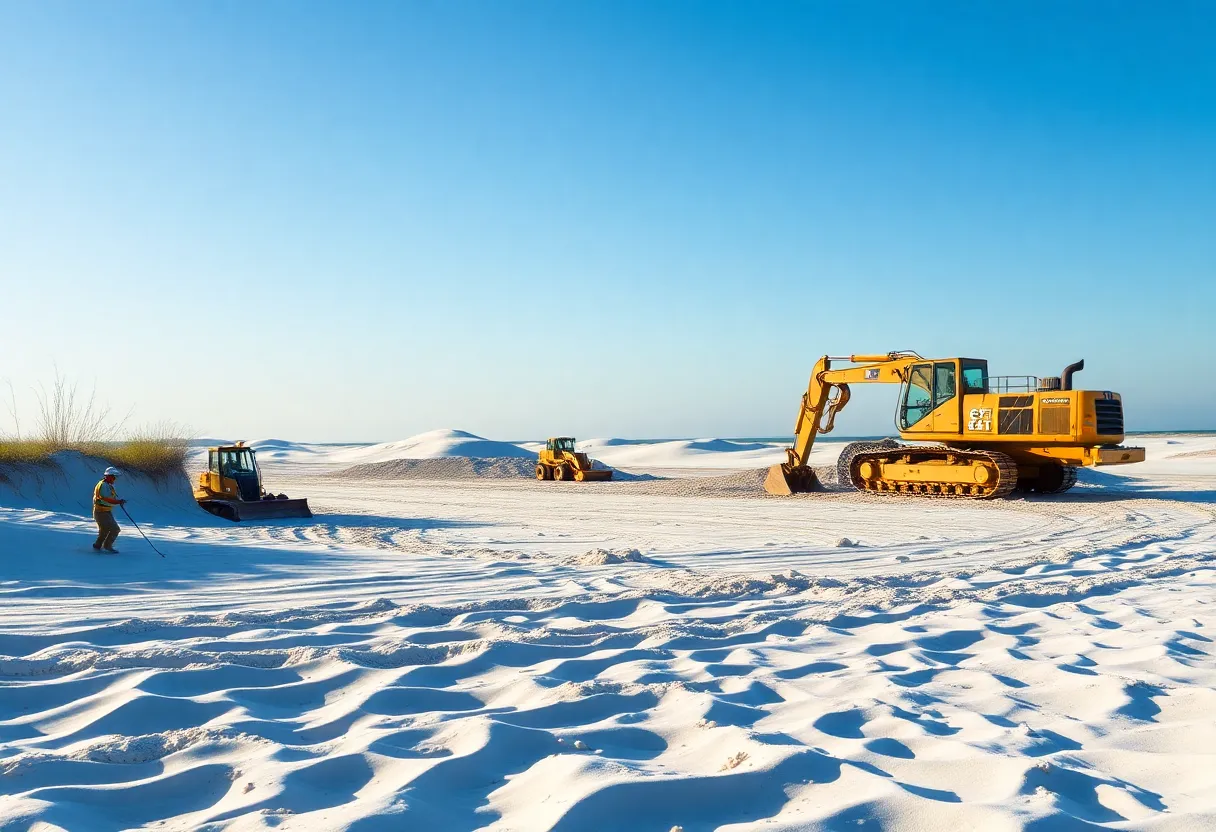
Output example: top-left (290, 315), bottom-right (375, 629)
top-left (536, 437), bottom-right (613, 482)
top-left (766, 353), bottom-right (1144, 499)
top-left (195, 441), bottom-right (312, 521)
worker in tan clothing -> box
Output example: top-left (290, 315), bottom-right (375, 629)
top-left (93, 467), bottom-right (126, 553)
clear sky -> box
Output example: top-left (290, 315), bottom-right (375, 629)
top-left (2, 1), bottom-right (1213, 441)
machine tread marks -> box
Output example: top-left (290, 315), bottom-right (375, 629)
top-left (846, 445), bottom-right (1019, 500)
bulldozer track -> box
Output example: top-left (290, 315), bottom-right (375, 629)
top-left (846, 444), bottom-right (1019, 500)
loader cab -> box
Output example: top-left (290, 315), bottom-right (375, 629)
top-left (898, 358), bottom-right (987, 434)
top-left (548, 437), bottom-right (576, 453)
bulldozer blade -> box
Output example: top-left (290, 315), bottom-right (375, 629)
top-left (575, 470), bottom-right (614, 482)
top-left (763, 464), bottom-right (821, 496)
top-left (201, 498), bottom-right (313, 522)
top-left (234, 499), bottom-right (312, 521)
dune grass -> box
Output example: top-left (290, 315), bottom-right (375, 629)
top-left (0, 438), bottom-right (192, 478)
top-left (1, 376), bottom-right (192, 480)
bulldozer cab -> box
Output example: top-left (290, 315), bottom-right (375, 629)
top-left (548, 437), bottom-right (576, 453)
top-left (209, 445), bottom-right (262, 501)
top-left (216, 447), bottom-right (257, 477)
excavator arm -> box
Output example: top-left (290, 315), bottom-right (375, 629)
top-left (764, 352), bottom-right (921, 495)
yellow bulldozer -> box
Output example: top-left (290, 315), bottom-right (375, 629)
top-left (195, 441), bottom-right (313, 521)
top-left (766, 352), bottom-right (1144, 499)
top-left (535, 437), bottom-right (613, 482)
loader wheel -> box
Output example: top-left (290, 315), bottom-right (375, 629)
top-left (536, 463), bottom-right (550, 481)
top-left (554, 464), bottom-right (570, 481)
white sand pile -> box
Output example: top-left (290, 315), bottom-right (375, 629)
top-left (553, 437), bottom-right (786, 469)
top-left (0, 451), bottom-right (206, 524)
top-left (330, 429), bottom-right (535, 466)
top-left (572, 547), bottom-right (649, 565)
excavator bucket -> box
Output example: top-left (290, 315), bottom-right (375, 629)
top-left (763, 464), bottom-right (822, 496)
top-left (200, 497), bottom-right (312, 522)
top-left (574, 469), bottom-right (613, 482)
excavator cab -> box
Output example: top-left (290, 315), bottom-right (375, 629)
top-left (897, 359), bottom-right (970, 434)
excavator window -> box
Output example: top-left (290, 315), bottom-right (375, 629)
top-left (962, 361), bottom-right (989, 393)
top-left (209, 451), bottom-right (219, 474)
top-left (555, 438), bottom-right (575, 453)
top-left (934, 363), bottom-right (956, 406)
top-left (900, 364), bottom-right (935, 428)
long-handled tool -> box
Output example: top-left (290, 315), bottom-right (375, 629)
top-left (120, 504), bottom-right (166, 558)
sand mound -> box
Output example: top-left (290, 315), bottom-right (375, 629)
top-left (572, 547), bottom-right (649, 565)
top-left (0, 451), bottom-right (205, 524)
top-left (330, 429), bottom-right (534, 466)
top-left (573, 437), bottom-right (786, 470)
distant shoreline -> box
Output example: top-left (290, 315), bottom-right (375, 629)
top-left (190, 430), bottom-right (1215, 449)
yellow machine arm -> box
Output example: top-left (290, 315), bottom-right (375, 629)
top-left (767, 351), bottom-right (922, 494)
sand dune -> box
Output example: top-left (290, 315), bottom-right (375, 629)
top-left (324, 430), bottom-right (536, 465)
top-left (2, 434), bottom-right (1214, 829)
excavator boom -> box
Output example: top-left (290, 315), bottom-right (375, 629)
top-left (765, 352), bottom-right (921, 495)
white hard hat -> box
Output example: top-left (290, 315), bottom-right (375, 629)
top-left (104, 467), bottom-right (122, 477)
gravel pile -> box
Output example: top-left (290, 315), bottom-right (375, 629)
top-left (334, 456), bottom-right (646, 481)
top-left (336, 457), bottom-right (538, 480)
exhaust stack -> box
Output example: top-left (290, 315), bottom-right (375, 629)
top-left (1061, 359), bottom-right (1085, 391)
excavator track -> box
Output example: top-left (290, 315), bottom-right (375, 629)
top-left (835, 439), bottom-right (900, 488)
top-left (1046, 466), bottom-right (1079, 494)
top-left (1019, 464), bottom-right (1078, 494)
top-left (846, 445), bottom-right (1019, 500)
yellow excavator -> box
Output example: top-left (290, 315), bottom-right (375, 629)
top-left (766, 352), bottom-right (1145, 499)
top-left (195, 442), bottom-right (313, 521)
top-left (536, 437), bottom-right (613, 482)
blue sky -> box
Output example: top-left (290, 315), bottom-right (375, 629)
top-left (2, 1), bottom-right (1213, 441)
